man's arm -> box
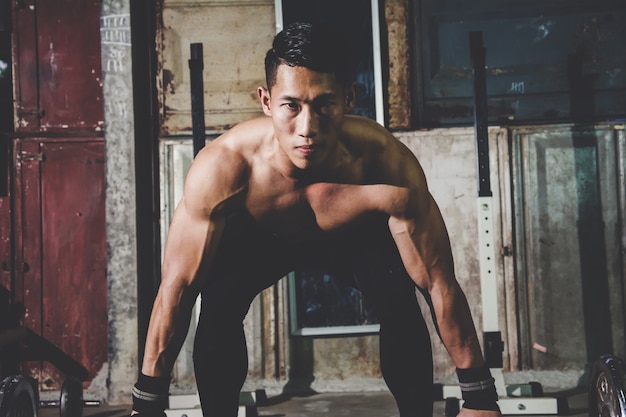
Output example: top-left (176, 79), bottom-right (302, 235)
top-left (141, 195), bottom-right (225, 377)
top-left (389, 190), bottom-right (501, 416)
top-left (388, 195), bottom-right (484, 367)
top-left (132, 144), bottom-right (246, 415)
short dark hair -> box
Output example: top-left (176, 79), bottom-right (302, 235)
top-left (264, 21), bottom-right (353, 90)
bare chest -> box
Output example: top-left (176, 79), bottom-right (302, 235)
top-left (240, 157), bottom-right (394, 240)
top-left (244, 181), bottom-right (323, 240)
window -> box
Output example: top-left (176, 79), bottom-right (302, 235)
top-left (413, 0), bottom-right (626, 126)
top-left (276, 0), bottom-right (384, 125)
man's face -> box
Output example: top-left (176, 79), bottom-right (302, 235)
top-left (258, 64), bottom-right (352, 171)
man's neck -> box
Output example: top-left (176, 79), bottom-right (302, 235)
top-left (270, 138), bottom-right (352, 185)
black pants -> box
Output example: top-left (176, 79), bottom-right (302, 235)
top-left (193, 213), bottom-right (434, 417)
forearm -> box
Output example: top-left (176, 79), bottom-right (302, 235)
top-left (430, 280), bottom-right (484, 369)
top-left (141, 283), bottom-right (198, 377)
top-left (431, 282), bottom-right (503, 413)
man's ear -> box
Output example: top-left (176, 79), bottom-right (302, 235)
top-left (258, 86), bottom-right (272, 116)
top-left (344, 82), bottom-right (357, 113)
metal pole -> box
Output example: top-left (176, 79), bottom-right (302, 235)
top-left (469, 31), bottom-right (503, 369)
top-left (189, 43), bottom-right (206, 157)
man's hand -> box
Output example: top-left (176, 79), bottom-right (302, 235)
top-left (458, 408), bottom-right (503, 417)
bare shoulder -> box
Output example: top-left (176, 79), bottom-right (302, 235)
top-left (342, 115), bottom-right (426, 188)
top-left (183, 117), bottom-right (272, 217)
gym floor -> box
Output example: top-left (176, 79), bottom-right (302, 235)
top-left (38, 390), bottom-right (591, 417)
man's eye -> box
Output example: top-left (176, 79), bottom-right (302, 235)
top-left (319, 102), bottom-right (336, 115)
top-left (284, 102), bottom-right (299, 111)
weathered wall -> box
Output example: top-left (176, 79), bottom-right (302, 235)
top-left (100, 0), bottom-right (139, 405)
top-left (160, 0), bottom-right (274, 134)
top-left (384, 0), bottom-right (412, 129)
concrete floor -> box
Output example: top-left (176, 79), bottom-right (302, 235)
top-left (38, 390), bottom-right (591, 417)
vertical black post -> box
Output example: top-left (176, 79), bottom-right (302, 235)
top-left (131, 0), bottom-right (162, 368)
top-left (189, 43), bottom-right (206, 157)
top-left (469, 31), bottom-right (492, 198)
top-left (470, 31), bottom-right (504, 369)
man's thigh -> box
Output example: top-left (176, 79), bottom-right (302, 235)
top-left (200, 213), bottom-right (298, 319)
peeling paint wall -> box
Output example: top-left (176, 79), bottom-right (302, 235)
top-left (160, 0), bottom-right (274, 134)
top-left (384, 0), bottom-right (412, 129)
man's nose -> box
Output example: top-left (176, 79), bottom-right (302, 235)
top-left (297, 107), bottom-right (319, 138)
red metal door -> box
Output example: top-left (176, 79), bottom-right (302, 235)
top-left (12, 0), bottom-right (103, 133)
top-left (13, 138), bottom-right (107, 389)
top-left (9, 0), bottom-right (106, 390)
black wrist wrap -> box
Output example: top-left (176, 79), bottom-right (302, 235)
top-left (132, 373), bottom-right (170, 413)
top-left (456, 366), bottom-right (500, 411)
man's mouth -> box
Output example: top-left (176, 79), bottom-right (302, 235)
top-left (296, 144), bottom-right (318, 156)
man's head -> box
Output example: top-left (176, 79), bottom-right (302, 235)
top-left (264, 22), bottom-right (353, 91)
top-left (258, 22), bottom-right (357, 174)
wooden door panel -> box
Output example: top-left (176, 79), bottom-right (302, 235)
top-left (10, 0), bottom-right (107, 388)
top-left (14, 138), bottom-right (107, 389)
top-left (12, 0), bottom-right (104, 133)
top-left (39, 140), bottom-right (107, 386)
top-left (36, 0), bottom-right (103, 131)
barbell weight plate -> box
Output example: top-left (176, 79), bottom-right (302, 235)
top-left (589, 355), bottom-right (626, 417)
top-left (0, 375), bottom-right (38, 417)
top-left (59, 377), bottom-right (83, 417)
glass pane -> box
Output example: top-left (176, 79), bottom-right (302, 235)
top-left (418, 0), bottom-right (626, 125)
top-left (514, 125), bottom-right (624, 370)
top-left (281, 0), bottom-right (377, 120)
top-left (293, 270), bottom-right (379, 329)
